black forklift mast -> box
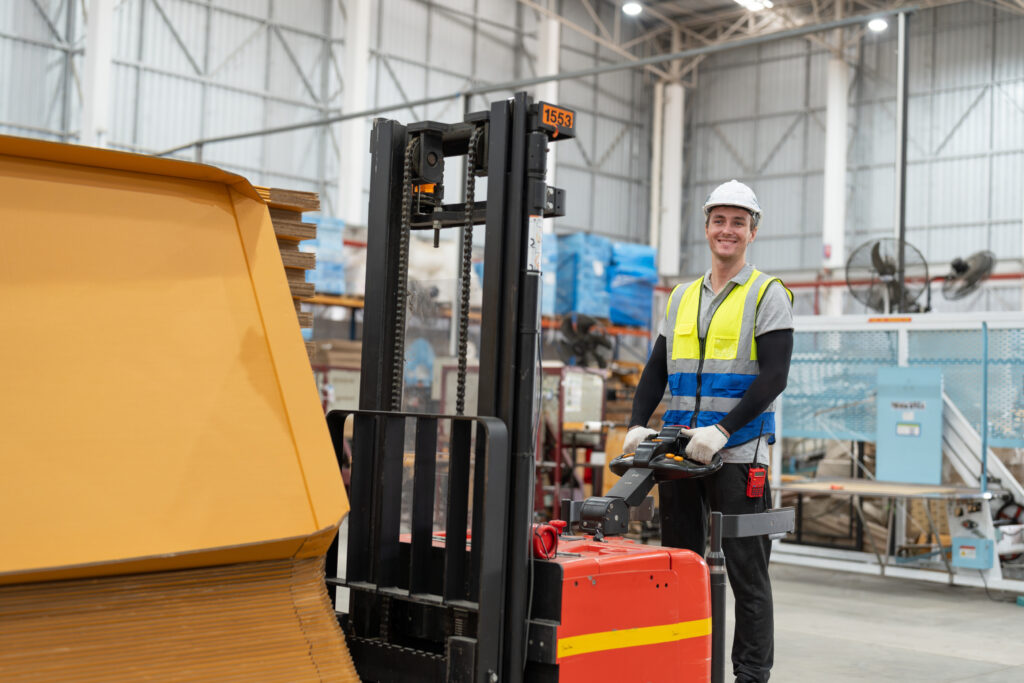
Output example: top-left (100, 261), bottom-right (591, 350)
top-left (324, 92), bottom-right (572, 683)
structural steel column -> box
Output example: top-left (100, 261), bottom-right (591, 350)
top-left (894, 12), bottom-right (911, 312)
top-left (657, 81), bottom-right (684, 277)
top-left (821, 53), bottom-right (849, 315)
top-left (537, 10), bottom-right (560, 234)
top-left (81, 0), bottom-right (114, 147)
top-left (649, 81), bottom-right (664, 256)
top-left (338, 0), bottom-right (373, 226)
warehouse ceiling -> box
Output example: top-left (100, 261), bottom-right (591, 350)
top-left (523, 0), bottom-right (1023, 85)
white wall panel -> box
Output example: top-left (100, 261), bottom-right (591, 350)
top-left (807, 51), bottom-right (829, 109)
top-left (1, 0), bottom-right (61, 39)
top-left (992, 83), bottom-right (1024, 151)
top-left (934, 26), bottom-right (992, 92)
top-left (925, 157), bottom-right (990, 228)
top-left (850, 166), bottom-right (894, 235)
top-left (273, 0), bottom-right (326, 33)
top-left (802, 173), bottom-right (824, 236)
top-left (136, 72), bottom-right (203, 150)
top-left (702, 64), bottom-right (758, 120)
top-left (112, 0), bottom-right (142, 60)
top-left (755, 115), bottom-right (806, 175)
top-left (206, 14), bottom-right (268, 88)
top-left (379, 0), bottom-right (429, 57)
top-left (593, 175), bottom-right (631, 237)
top-left (0, 0), bottom-right (78, 140)
top-left (477, 0), bottom-right (516, 27)
top-left (1, 42), bottom-right (65, 133)
top-left (474, 38), bottom-right (515, 84)
top-left (558, 166), bottom-right (594, 232)
top-left (593, 117), bottom-right (630, 175)
top-left (757, 58), bottom-right (805, 116)
top-left (753, 175), bottom-right (804, 234)
top-left (760, 36), bottom-right (809, 61)
top-left (991, 152), bottom-right (1024, 221)
top-left (699, 119), bottom-right (755, 181)
top-left (990, 221), bottom-right (1023, 257)
top-left (927, 87), bottom-right (991, 157)
top-left (559, 75), bottom-right (595, 109)
top-left (428, 18), bottom-right (475, 75)
top-left (995, 15), bottom-right (1024, 81)
top-left (213, 0), bottom-right (269, 16)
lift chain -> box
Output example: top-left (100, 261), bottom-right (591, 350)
top-left (392, 135), bottom-right (419, 411)
top-left (455, 126), bottom-right (482, 416)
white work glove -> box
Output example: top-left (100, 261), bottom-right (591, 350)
top-left (622, 426), bottom-right (658, 455)
top-left (679, 425), bottom-right (729, 464)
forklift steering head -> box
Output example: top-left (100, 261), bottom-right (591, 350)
top-left (608, 424), bottom-right (723, 480)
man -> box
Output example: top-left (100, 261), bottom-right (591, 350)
top-left (623, 179), bottom-right (793, 683)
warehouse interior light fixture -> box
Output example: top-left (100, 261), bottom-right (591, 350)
top-left (868, 17), bottom-right (889, 32)
top-left (734, 0), bottom-right (774, 10)
top-left (622, 2), bottom-right (642, 16)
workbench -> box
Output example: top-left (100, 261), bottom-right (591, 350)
top-left (773, 477), bottom-right (1024, 591)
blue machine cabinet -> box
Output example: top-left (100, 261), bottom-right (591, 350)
top-left (951, 537), bottom-right (995, 569)
top-left (875, 367), bottom-right (944, 485)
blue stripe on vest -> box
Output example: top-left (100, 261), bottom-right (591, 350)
top-left (668, 372), bottom-right (757, 399)
top-left (662, 410), bottom-right (776, 448)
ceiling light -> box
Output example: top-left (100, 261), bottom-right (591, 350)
top-left (622, 2), bottom-right (642, 15)
top-left (867, 17), bottom-right (888, 32)
top-left (734, 0), bottom-right (774, 10)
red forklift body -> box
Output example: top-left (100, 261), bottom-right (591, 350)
top-left (552, 536), bottom-right (711, 682)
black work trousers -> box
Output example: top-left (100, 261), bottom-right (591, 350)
top-left (658, 463), bottom-right (773, 683)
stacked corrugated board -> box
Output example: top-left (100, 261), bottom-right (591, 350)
top-left (1, 137), bottom-right (358, 681)
top-left (254, 186), bottom-right (319, 358)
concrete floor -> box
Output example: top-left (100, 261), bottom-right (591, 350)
top-left (726, 562), bottom-right (1024, 682)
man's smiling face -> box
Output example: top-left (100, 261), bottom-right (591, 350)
top-left (705, 205), bottom-right (756, 263)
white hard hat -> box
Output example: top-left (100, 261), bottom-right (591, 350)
top-left (703, 179), bottom-right (762, 227)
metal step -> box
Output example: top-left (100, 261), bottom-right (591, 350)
top-left (941, 392), bottom-right (1023, 504)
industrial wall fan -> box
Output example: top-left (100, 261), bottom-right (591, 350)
top-left (845, 238), bottom-right (930, 313)
top-left (941, 250), bottom-right (995, 300)
top-left (556, 314), bottom-right (614, 368)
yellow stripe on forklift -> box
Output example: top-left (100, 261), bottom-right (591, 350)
top-left (557, 618), bottom-right (711, 659)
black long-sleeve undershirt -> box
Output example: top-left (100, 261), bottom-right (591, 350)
top-left (629, 329), bottom-right (793, 436)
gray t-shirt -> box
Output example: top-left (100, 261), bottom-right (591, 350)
top-left (658, 263), bottom-right (794, 464)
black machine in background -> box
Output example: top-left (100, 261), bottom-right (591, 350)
top-left (324, 93), bottom-right (573, 682)
top-left (941, 250), bottom-right (995, 300)
top-left (845, 237), bottom-right (930, 313)
top-left (554, 314), bottom-right (614, 368)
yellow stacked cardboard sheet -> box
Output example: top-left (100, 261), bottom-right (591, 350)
top-left (0, 136), bottom-right (357, 681)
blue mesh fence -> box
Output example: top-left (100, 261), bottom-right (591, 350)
top-left (785, 329), bottom-right (898, 441)
top-left (785, 323), bottom-right (1024, 448)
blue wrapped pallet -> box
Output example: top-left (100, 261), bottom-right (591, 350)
top-left (609, 241), bottom-right (657, 327)
top-left (541, 234), bottom-right (558, 316)
top-left (302, 216), bottom-right (346, 295)
top-left (556, 233), bottom-right (612, 318)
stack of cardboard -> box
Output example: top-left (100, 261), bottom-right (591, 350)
top-left (312, 339), bottom-right (363, 369)
top-left (0, 137), bottom-right (357, 681)
top-left (255, 186), bottom-right (319, 358)
top-left (603, 361), bottom-right (646, 426)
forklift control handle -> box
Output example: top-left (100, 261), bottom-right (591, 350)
top-left (608, 424), bottom-right (723, 480)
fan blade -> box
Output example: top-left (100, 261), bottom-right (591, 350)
top-left (871, 241), bottom-right (896, 276)
top-left (576, 314), bottom-right (598, 336)
top-left (942, 251), bottom-right (994, 300)
top-left (556, 339), bottom-right (575, 364)
top-left (963, 251), bottom-right (995, 286)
